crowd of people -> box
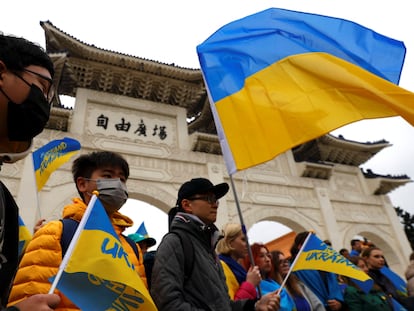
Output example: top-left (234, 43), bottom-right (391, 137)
top-left (1, 33), bottom-right (414, 311)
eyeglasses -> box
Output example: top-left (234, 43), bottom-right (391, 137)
top-left (188, 194), bottom-right (218, 205)
top-left (23, 69), bottom-right (55, 103)
top-left (14, 68), bottom-right (55, 104)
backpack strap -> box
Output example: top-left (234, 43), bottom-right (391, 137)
top-left (122, 234), bottom-right (140, 261)
top-left (60, 218), bottom-right (139, 261)
top-left (168, 229), bottom-right (194, 280)
top-left (60, 218), bottom-right (78, 257)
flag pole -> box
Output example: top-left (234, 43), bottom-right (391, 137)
top-left (48, 193), bottom-right (99, 293)
top-left (31, 153), bottom-right (42, 221)
top-left (229, 174), bottom-right (262, 297)
top-left (277, 231), bottom-right (313, 293)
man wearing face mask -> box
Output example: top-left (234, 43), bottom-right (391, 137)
top-left (8, 151), bottom-right (146, 310)
top-left (0, 33), bottom-right (61, 310)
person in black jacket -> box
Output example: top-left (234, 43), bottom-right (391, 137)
top-left (0, 33), bottom-right (60, 310)
top-left (150, 177), bottom-right (280, 311)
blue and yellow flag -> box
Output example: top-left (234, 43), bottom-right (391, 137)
top-left (197, 8), bottom-right (414, 174)
top-left (50, 197), bottom-right (157, 310)
top-left (32, 137), bottom-right (81, 191)
top-left (381, 266), bottom-right (408, 297)
top-left (136, 222), bottom-right (149, 237)
top-left (18, 215), bottom-right (32, 257)
top-left (293, 233), bottom-right (372, 292)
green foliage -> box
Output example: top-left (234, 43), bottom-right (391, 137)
top-left (395, 206), bottom-right (414, 250)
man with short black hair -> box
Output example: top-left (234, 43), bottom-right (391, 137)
top-left (349, 238), bottom-right (363, 257)
top-left (0, 33), bottom-right (60, 310)
top-left (151, 177), bottom-right (280, 311)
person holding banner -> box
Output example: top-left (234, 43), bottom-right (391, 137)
top-left (8, 151), bottom-right (145, 310)
top-left (151, 177), bottom-right (280, 311)
top-left (270, 250), bottom-right (324, 311)
top-left (0, 33), bottom-right (61, 310)
top-left (290, 232), bottom-right (344, 311)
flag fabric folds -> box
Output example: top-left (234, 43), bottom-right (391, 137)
top-left (50, 197), bottom-right (157, 310)
top-left (18, 215), bottom-right (32, 257)
top-left (292, 233), bottom-right (373, 292)
top-left (381, 266), bottom-right (408, 297)
top-left (32, 137), bottom-right (81, 191)
top-left (197, 7), bottom-right (414, 174)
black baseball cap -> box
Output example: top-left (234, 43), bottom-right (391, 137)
top-left (175, 178), bottom-right (229, 208)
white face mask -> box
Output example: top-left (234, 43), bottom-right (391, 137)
top-left (89, 178), bottom-right (128, 213)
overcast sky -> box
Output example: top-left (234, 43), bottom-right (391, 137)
top-left (2, 0), bottom-right (414, 245)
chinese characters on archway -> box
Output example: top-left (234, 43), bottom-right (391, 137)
top-left (96, 114), bottom-right (168, 141)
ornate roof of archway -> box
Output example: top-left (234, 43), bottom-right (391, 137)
top-left (40, 21), bottom-right (410, 193)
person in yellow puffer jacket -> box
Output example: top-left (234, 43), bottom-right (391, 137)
top-left (8, 151), bottom-right (148, 310)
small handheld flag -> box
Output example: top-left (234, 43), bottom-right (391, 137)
top-left (49, 195), bottom-right (157, 310)
top-left (32, 137), bottom-right (81, 191)
top-left (280, 232), bottom-right (372, 293)
top-left (18, 215), bottom-right (32, 257)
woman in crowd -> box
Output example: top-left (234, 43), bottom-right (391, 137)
top-left (244, 243), bottom-right (295, 311)
top-left (343, 256), bottom-right (392, 311)
top-left (362, 247), bottom-right (413, 310)
top-left (216, 223), bottom-right (261, 300)
top-left (271, 250), bottom-right (324, 311)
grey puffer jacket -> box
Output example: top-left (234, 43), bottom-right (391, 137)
top-left (150, 213), bottom-right (254, 311)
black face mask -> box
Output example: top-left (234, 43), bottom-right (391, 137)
top-left (5, 84), bottom-right (50, 141)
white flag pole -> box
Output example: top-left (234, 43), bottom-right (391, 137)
top-left (48, 193), bottom-right (99, 293)
top-left (31, 153), bottom-right (43, 221)
top-left (277, 231), bottom-right (313, 294)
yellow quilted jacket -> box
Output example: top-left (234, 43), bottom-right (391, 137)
top-left (8, 198), bottom-right (147, 310)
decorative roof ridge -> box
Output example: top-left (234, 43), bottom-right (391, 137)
top-left (326, 134), bottom-right (390, 147)
top-left (40, 20), bottom-right (200, 72)
top-left (362, 168), bottom-right (411, 180)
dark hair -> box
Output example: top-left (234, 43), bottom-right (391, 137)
top-left (0, 33), bottom-right (54, 77)
top-left (290, 231), bottom-right (309, 260)
top-left (72, 151), bottom-right (129, 198)
top-left (351, 239), bottom-right (361, 247)
top-left (349, 255), bottom-right (365, 267)
top-left (339, 248), bottom-right (349, 255)
top-left (410, 252), bottom-right (414, 261)
top-left (361, 246), bottom-right (381, 259)
top-left (270, 250), bottom-right (303, 297)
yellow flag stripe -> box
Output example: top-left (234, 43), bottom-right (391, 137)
top-left (216, 52), bottom-right (414, 171)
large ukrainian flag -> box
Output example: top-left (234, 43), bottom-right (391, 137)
top-left (50, 196), bottom-right (157, 310)
top-left (197, 8), bottom-right (414, 174)
top-left (32, 137), bottom-right (81, 191)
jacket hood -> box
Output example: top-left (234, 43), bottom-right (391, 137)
top-left (63, 198), bottom-right (134, 230)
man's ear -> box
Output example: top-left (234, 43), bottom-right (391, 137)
top-left (76, 176), bottom-right (87, 193)
top-left (181, 199), bottom-right (193, 213)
